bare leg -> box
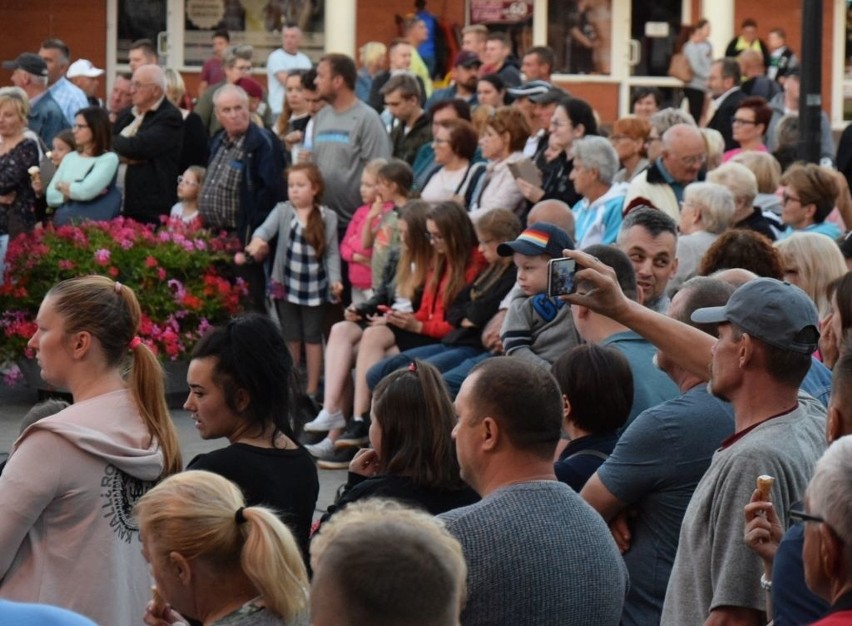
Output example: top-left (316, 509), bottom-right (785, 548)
top-left (287, 341), bottom-right (302, 368)
top-left (352, 325), bottom-right (399, 418)
top-left (322, 321), bottom-right (363, 413)
top-left (304, 342), bottom-right (323, 396)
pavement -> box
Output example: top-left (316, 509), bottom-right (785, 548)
top-left (0, 381), bottom-right (348, 519)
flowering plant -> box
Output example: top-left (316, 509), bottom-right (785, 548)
top-left (0, 218), bottom-right (249, 370)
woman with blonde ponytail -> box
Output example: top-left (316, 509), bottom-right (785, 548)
top-left (136, 470), bottom-right (309, 626)
top-left (0, 276), bottom-right (182, 624)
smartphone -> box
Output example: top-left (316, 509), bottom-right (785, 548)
top-left (376, 304), bottom-right (391, 314)
top-left (547, 258), bottom-right (577, 297)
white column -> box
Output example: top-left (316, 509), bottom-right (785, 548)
top-left (702, 0), bottom-right (735, 60)
top-left (325, 0), bottom-right (356, 56)
top-left (533, 0), bottom-right (548, 45)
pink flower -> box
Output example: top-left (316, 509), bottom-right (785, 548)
top-left (144, 256), bottom-right (158, 268)
top-left (94, 248), bottom-right (111, 265)
top-left (58, 259), bottom-right (75, 270)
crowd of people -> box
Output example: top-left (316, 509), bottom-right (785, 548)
top-left (0, 12), bottom-right (851, 626)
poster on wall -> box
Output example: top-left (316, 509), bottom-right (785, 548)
top-left (469, 0), bottom-right (533, 25)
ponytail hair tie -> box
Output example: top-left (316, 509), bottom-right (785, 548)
top-left (114, 281), bottom-right (123, 294)
top-left (235, 507), bottom-right (247, 524)
top-left (408, 361), bottom-right (417, 372)
top-left (129, 336), bottom-right (142, 350)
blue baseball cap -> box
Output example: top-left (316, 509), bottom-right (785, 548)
top-left (497, 222), bottom-right (574, 259)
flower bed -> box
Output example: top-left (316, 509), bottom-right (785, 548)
top-left (0, 218), bottom-right (249, 382)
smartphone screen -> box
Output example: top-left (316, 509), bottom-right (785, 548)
top-left (547, 258), bottom-right (577, 297)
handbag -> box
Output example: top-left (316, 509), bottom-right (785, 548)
top-left (668, 52), bottom-right (693, 83)
top-left (52, 170), bottom-right (121, 227)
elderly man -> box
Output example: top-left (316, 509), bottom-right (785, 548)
top-left (4, 52), bottom-right (67, 144)
top-left (313, 53), bottom-right (391, 234)
top-left (441, 357), bottom-right (628, 626)
top-left (311, 500), bottom-right (467, 626)
top-left (617, 207), bottom-right (679, 313)
top-left (581, 277), bottom-right (737, 626)
top-left (706, 58), bottom-right (746, 151)
top-left (625, 123), bottom-right (706, 220)
top-left (799, 436), bottom-right (852, 625)
top-left (198, 84), bottom-right (285, 310)
top-left (112, 64), bottom-right (183, 224)
top-left (738, 49), bottom-right (780, 100)
top-left (562, 252), bottom-right (826, 626)
top-left (66, 59), bottom-right (104, 107)
top-left (266, 23), bottom-right (312, 118)
top-left (368, 39), bottom-right (427, 113)
top-left (38, 38), bottom-right (88, 126)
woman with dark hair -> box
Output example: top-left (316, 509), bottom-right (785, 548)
top-left (697, 228), bottom-right (784, 278)
top-left (518, 95), bottom-right (598, 209)
top-left (476, 74), bottom-right (506, 107)
top-left (469, 106), bottom-right (531, 217)
top-left (319, 360), bottom-right (478, 524)
top-left (631, 87), bottom-right (663, 120)
top-left (185, 313), bottom-right (319, 561)
top-left (551, 343), bottom-right (633, 491)
top-left (47, 106), bottom-right (120, 225)
top-left (723, 96), bottom-right (772, 162)
top-left (420, 119), bottom-right (486, 206)
top-left (0, 276), bottom-right (181, 624)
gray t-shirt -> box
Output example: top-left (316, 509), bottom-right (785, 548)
top-left (660, 395), bottom-right (826, 625)
top-left (597, 384), bottom-right (735, 626)
top-left (440, 481), bottom-right (628, 626)
top-left (312, 100), bottom-right (391, 227)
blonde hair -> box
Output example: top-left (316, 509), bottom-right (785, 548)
top-left (0, 86), bottom-right (30, 123)
top-left (135, 471), bottom-right (308, 621)
top-left (311, 499), bottom-right (466, 626)
top-left (359, 41), bottom-right (387, 68)
top-left (163, 68), bottom-right (186, 105)
top-left (364, 157), bottom-right (388, 179)
top-left (48, 276), bottom-right (181, 476)
top-left (700, 128), bottom-right (725, 171)
top-left (731, 151), bottom-right (781, 194)
top-left (775, 233), bottom-right (847, 316)
top-left (683, 182), bottom-right (736, 234)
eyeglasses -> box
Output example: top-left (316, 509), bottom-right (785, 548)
top-left (177, 176), bottom-right (198, 186)
top-left (130, 81), bottom-right (156, 89)
top-left (731, 117), bottom-right (758, 126)
top-left (788, 505), bottom-right (825, 527)
top-left (72, 123), bottom-right (89, 130)
top-left (783, 191), bottom-right (802, 205)
top-left (677, 154), bottom-right (707, 166)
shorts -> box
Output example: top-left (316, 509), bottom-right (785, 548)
top-left (275, 300), bottom-right (326, 344)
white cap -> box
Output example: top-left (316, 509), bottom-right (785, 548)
top-left (67, 59), bottom-right (104, 79)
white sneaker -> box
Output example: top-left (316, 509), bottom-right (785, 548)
top-left (303, 408), bottom-right (346, 432)
top-left (305, 437), bottom-right (335, 459)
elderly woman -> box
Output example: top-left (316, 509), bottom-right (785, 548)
top-left (0, 87), bottom-right (39, 273)
top-left (778, 163), bottom-right (843, 240)
top-left (645, 108), bottom-right (695, 162)
top-left (775, 233), bottom-right (847, 316)
top-left (723, 96), bottom-right (772, 162)
top-left (611, 116), bottom-right (650, 183)
top-left (518, 96), bottom-right (598, 211)
top-left (708, 161), bottom-right (783, 241)
top-left (732, 150), bottom-right (783, 215)
top-left (569, 136), bottom-right (626, 248)
top-left (136, 471), bottom-right (309, 626)
top-left (671, 182), bottom-right (736, 289)
top-left (419, 119), bottom-right (486, 207)
top-left (469, 106), bottom-right (531, 218)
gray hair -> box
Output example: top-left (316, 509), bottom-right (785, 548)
top-left (649, 107), bottom-right (696, 137)
top-left (683, 182), bottom-right (736, 234)
top-left (707, 161), bottom-right (758, 207)
top-left (807, 435), bottom-right (852, 562)
top-left (223, 44), bottom-right (254, 67)
top-left (572, 136), bottom-right (619, 185)
top-left (213, 83), bottom-right (249, 107)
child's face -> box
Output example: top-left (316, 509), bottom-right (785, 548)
top-left (476, 229), bottom-right (501, 265)
top-left (426, 219), bottom-right (446, 255)
top-left (513, 253), bottom-right (549, 296)
top-left (376, 177), bottom-right (397, 202)
top-left (288, 170), bottom-right (318, 208)
top-left (50, 138), bottom-right (73, 167)
top-left (360, 170), bottom-right (379, 205)
top-left (177, 170), bottom-right (200, 200)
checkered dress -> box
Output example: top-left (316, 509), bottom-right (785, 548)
top-left (283, 214), bottom-right (327, 306)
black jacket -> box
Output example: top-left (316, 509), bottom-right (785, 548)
top-left (113, 99), bottom-right (183, 223)
top-left (707, 88), bottom-right (746, 151)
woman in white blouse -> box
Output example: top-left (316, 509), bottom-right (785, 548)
top-left (419, 119), bottom-right (485, 208)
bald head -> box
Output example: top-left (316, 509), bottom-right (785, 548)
top-left (710, 267), bottom-right (758, 289)
top-left (527, 200), bottom-right (576, 239)
top-left (738, 49), bottom-right (765, 78)
top-left (130, 64), bottom-right (166, 112)
top-left (661, 124), bottom-right (706, 185)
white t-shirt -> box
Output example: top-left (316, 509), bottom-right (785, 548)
top-left (420, 166), bottom-right (466, 203)
top-left (170, 201), bottom-right (199, 224)
top-left (266, 48), bottom-right (312, 116)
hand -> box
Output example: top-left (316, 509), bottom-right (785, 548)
top-left (143, 600), bottom-right (188, 625)
top-left (344, 306), bottom-right (363, 322)
top-left (368, 195), bottom-right (385, 220)
top-left (243, 237), bottom-right (269, 261)
top-left (386, 310), bottom-right (422, 332)
top-left (561, 249), bottom-right (633, 321)
top-left (349, 447), bottom-right (380, 477)
top-left (819, 313), bottom-right (839, 369)
top-left (609, 510), bottom-right (634, 554)
top-left (460, 317), bottom-right (475, 329)
top-left (481, 310), bottom-right (507, 353)
top-left (283, 130), bottom-right (303, 149)
top-left (516, 178), bottom-right (545, 203)
top-left (744, 490), bottom-right (784, 566)
top-left (351, 252), bottom-right (370, 265)
top-left (330, 281), bottom-right (344, 302)
top-left (55, 181), bottom-right (72, 199)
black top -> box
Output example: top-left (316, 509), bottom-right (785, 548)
top-left (734, 205), bottom-right (781, 242)
top-left (320, 473), bottom-right (479, 524)
top-left (554, 431), bottom-right (619, 492)
top-left (188, 443), bottom-right (319, 560)
top-left (179, 111), bottom-right (210, 172)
